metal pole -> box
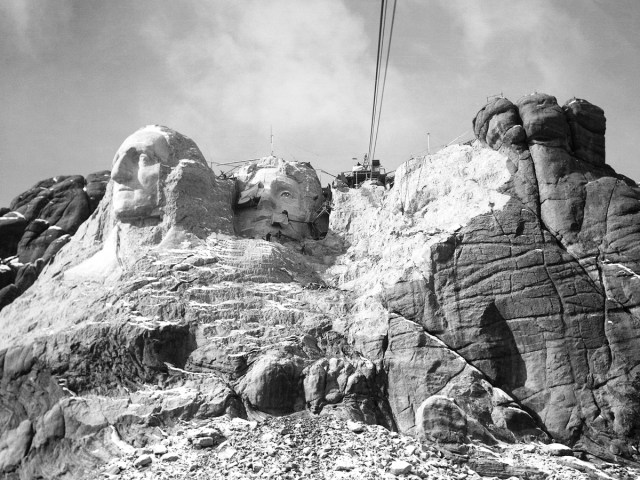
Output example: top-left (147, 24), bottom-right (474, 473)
top-left (270, 126), bottom-right (274, 156)
top-left (427, 132), bottom-right (430, 155)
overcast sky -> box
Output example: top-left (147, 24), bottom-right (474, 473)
top-left (1, 0), bottom-right (639, 206)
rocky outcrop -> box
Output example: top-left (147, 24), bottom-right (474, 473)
top-left (0, 97), bottom-right (639, 477)
top-left (332, 93), bottom-right (640, 460)
top-left (385, 314), bottom-right (545, 445)
top-left (465, 94), bottom-right (640, 455)
top-left (0, 171), bottom-right (110, 311)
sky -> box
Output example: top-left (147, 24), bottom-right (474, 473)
top-left (1, 0), bottom-right (640, 206)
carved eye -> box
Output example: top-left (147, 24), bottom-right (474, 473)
top-left (280, 191), bottom-right (292, 198)
top-left (139, 153), bottom-right (155, 167)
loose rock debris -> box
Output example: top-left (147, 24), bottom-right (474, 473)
top-left (102, 414), bottom-right (640, 480)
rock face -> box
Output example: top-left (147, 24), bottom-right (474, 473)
top-left (0, 97), bottom-right (639, 477)
top-left (324, 94), bottom-right (640, 458)
top-left (0, 171), bottom-right (110, 311)
top-left (467, 94), bottom-right (640, 452)
top-left (234, 156), bottom-right (327, 240)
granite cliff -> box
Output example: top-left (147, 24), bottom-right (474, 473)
top-left (0, 94), bottom-right (639, 479)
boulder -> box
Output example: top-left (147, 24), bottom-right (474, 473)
top-left (473, 97), bottom-right (523, 150)
top-left (238, 355), bottom-right (305, 414)
top-left (542, 443), bottom-right (574, 457)
top-left (416, 396), bottom-right (467, 443)
top-left (133, 454), bottom-right (152, 468)
top-left (161, 453), bottom-right (179, 462)
top-left (389, 459), bottom-right (412, 475)
top-left (152, 444), bottom-right (167, 455)
top-left (346, 420), bottom-right (365, 433)
top-left (493, 406), bottom-right (543, 438)
top-left (193, 437), bottom-right (214, 448)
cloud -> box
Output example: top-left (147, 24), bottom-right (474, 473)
top-left (140, 0), bottom-right (414, 168)
top-left (0, 0), bottom-right (72, 57)
top-left (0, 0), bottom-right (30, 34)
top-left (438, 0), bottom-right (589, 89)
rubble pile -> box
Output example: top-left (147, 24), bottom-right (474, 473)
top-left (100, 413), bottom-right (639, 480)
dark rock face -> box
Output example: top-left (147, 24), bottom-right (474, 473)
top-left (563, 98), bottom-right (606, 166)
top-left (384, 313), bottom-right (546, 446)
top-left (516, 93), bottom-right (572, 149)
top-left (473, 97), bottom-right (523, 150)
top-left (0, 171), bottom-right (109, 310)
top-left (85, 171), bottom-right (111, 211)
top-left (414, 93), bottom-right (640, 456)
top-left (0, 214), bottom-right (28, 259)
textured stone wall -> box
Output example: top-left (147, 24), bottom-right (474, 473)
top-left (233, 156), bottom-right (325, 240)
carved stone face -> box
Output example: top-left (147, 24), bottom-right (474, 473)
top-left (251, 170), bottom-right (307, 217)
top-left (234, 158), bottom-right (324, 239)
top-left (111, 128), bottom-right (171, 220)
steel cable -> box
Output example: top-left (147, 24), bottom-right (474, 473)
top-left (371, 0), bottom-right (397, 164)
top-left (367, 0), bottom-right (387, 164)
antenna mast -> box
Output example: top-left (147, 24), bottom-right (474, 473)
top-left (270, 126), bottom-right (274, 156)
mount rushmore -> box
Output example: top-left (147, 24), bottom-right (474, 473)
top-left (0, 93), bottom-right (639, 478)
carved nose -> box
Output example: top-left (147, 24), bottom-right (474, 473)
top-left (111, 155), bottom-right (132, 183)
top-left (258, 198), bottom-right (275, 210)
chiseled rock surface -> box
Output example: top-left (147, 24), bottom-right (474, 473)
top-left (233, 156), bottom-right (326, 240)
top-left (1, 95), bottom-right (640, 477)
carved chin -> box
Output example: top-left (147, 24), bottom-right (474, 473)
top-left (113, 192), bottom-right (160, 220)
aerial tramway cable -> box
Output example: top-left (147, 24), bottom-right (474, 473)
top-left (367, 0), bottom-right (387, 166)
top-left (366, 0), bottom-right (397, 169)
top-left (371, 0), bottom-right (397, 164)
